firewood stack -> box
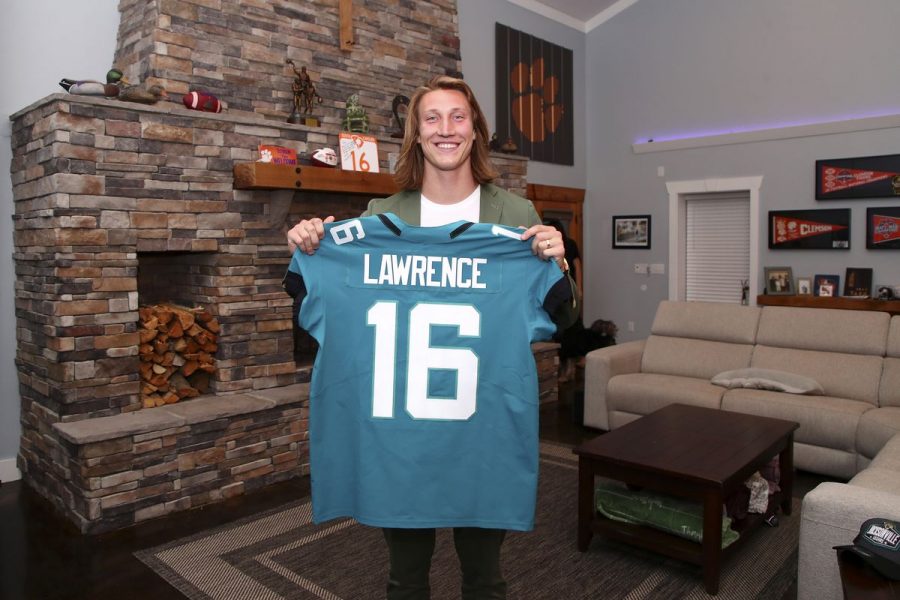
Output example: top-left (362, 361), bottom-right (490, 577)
top-left (138, 303), bottom-right (220, 408)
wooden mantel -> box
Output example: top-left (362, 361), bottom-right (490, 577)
top-left (233, 162), bottom-right (399, 196)
top-left (757, 294), bottom-right (900, 315)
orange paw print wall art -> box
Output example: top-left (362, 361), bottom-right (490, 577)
top-left (510, 57), bottom-right (564, 144)
top-left (496, 23), bottom-right (573, 165)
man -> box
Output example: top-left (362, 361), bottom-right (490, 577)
top-left (286, 75), bottom-right (578, 599)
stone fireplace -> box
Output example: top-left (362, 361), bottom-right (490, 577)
top-left (9, 1), bottom-right (554, 533)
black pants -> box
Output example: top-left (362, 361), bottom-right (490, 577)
top-left (382, 527), bottom-right (507, 600)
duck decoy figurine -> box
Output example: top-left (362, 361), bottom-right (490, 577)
top-left (118, 84), bottom-right (168, 104)
top-left (59, 68), bottom-right (129, 98)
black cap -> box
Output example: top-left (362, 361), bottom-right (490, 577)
top-left (834, 517), bottom-right (900, 581)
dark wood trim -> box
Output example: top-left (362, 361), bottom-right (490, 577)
top-left (756, 294), bottom-right (900, 315)
top-left (527, 183), bottom-right (585, 291)
top-left (233, 162), bottom-right (399, 195)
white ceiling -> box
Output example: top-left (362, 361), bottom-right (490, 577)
top-left (507, 0), bottom-right (638, 32)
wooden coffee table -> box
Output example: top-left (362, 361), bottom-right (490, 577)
top-left (574, 403), bottom-right (799, 595)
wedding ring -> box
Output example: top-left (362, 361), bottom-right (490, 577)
top-left (545, 239), bottom-right (552, 249)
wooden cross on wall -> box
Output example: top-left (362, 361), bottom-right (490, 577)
top-left (339, 0), bottom-right (354, 52)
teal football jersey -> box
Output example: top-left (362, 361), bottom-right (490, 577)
top-left (286, 213), bottom-right (569, 530)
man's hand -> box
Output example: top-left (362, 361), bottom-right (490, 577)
top-left (520, 224), bottom-right (565, 263)
top-left (287, 216), bottom-right (335, 254)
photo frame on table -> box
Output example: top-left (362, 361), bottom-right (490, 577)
top-left (866, 206), bottom-right (900, 249)
top-left (797, 277), bottom-right (812, 296)
top-left (816, 154), bottom-right (900, 200)
top-left (768, 208), bottom-right (850, 249)
top-left (814, 274), bottom-right (840, 297)
top-left (844, 267), bottom-right (874, 298)
top-left (612, 215), bottom-right (651, 249)
top-left (764, 267), bottom-right (794, 296)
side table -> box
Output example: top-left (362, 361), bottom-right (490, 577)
top-left (836, 547), bottom-right (900, 599)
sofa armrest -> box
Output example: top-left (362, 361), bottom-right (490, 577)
top-left (798, 482), bottom-right (900, 600)
top-left (583, 339), bottom-right (645, 430)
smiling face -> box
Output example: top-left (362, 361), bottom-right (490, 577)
top-left (416, 89), bottom-right (476, 178)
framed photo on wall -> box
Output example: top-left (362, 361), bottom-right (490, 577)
top-left (768, 209), bottom-right (850, 249)
top-left (797, 277), bottom-right (812, 296)
top-left (612, 215), bottom-right (651, 249)
top-left (764, 267), bottom-right (794, 295)
top-left (866, 206), bottom-right (900, 249)
top-left (814, 274), bottom-right (840, 297)
top-left (816, 154), bottom-right (900, 200)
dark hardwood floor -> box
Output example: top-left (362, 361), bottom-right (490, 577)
top-left (0, 371), bottom-right (824, 599)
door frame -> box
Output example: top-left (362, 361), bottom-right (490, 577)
top-left (665, 176), bottom-right (763, 303)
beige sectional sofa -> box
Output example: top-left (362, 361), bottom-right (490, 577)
top-left (583, 300), bottom-right (900, 600)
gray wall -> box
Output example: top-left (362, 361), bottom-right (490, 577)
top-left (584, 0), bottom-right (900, 341)
top-left (0, 0), bottom-right (120, 479)
top-left (457, 0), bottom-right (586, 188)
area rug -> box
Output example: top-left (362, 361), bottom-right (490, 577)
top-left (136, 443), bottom-right (798, 599)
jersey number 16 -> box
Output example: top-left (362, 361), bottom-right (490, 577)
top-left (367, 301), bottom-right (480, 421)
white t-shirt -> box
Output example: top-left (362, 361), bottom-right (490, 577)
top-left (420, 185), bottom-right (480, 226)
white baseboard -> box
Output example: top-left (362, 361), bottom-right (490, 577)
top-left (0, 458), bottom-right (21, 483)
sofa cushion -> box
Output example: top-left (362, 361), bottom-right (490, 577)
top-left (642, 336), bottom-right (754, 379)
top-left (856, 407), bottom-right (900, 461)
top-left (848, 468), bottom-right (900, 495)
top-left (721, 389), bottom-right (870, 453)
top-left (711, 367), bottom-right (824, 395)
top-left (757, 306), bottom-right (889, 356)
top-left (870, 434), bottom-right (900, 471)
top-left (888, 316), bottom-right (900, 357)
top-left (608, 373), bottom-right (725, 418)
top-left (751, 345), bottom-right (883, 405)
top-left (880, 358), bottom-right (900, 408)
top-left (651, 300), bottom-right (760, 344)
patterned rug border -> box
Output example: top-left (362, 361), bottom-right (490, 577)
top-left (136, 443), bottom-right (798, 600)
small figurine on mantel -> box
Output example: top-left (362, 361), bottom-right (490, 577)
top-left (342, 93), bottom-right (369, 133)
top-left (59, 68), bottom-right (129, 98)
top-left (390, 94), bottom-right (409, 138)
top-left (500, 137), bottom-right (518, 154)
top-left (118, 83), bottom-right (168, 104)
top-left (286, 59), bottom-right (322, 126)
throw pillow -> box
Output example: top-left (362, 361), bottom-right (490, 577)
top-left (711, 367), bottom-right (824, 395)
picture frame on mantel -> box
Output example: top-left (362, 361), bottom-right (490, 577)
top-left (764, 266), bottom-right (794, 295)
top-left (814, 274), bottom-right (840, 297)
top-left (844, 267), bottom-right (874, 298)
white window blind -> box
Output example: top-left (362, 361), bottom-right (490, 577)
top-left (684, 192), bottom-right (750, 303)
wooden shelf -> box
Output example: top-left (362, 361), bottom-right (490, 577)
top-left (233, 162), bottom-right (399, 196)
top-left (757, 294), bottom-right (900, 315)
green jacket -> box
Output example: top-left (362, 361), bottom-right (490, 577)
top-left (362, 184), bottom-right (580, 330)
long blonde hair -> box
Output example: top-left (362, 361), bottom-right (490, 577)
top-left (393, 75), bottom-right (498, 190)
